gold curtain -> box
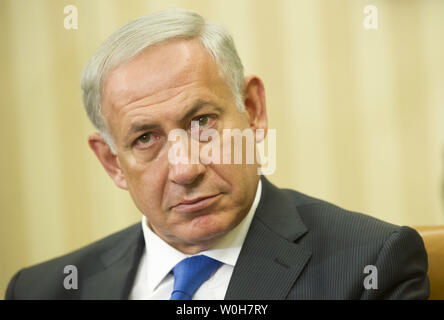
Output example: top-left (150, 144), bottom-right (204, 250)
top-left (1, 0), bottom-right (443, 296)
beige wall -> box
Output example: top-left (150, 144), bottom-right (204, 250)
top-left (1, 0), bottom-right (443, 297)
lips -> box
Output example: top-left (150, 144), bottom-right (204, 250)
top-left (172, 194), bottom-right (221, 213)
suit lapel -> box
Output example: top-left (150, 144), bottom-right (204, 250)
top-left (80, 224), bottom-right (145, 299)
top-left (224, 177), bottom-right (312, 300)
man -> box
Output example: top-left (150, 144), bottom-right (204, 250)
top-left (5, 8), bottom-right (429, 300)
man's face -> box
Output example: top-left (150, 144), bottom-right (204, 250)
top-left (99, 39), bottom-right (263, 253)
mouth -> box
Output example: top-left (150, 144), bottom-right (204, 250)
top-left (172, 193), bottom-right (221, 213)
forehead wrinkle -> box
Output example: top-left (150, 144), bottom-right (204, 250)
top-left (123, 80), bottom-right (195, 112)
top-left (109, 79), bottom-right (195, 130)
top-left (104, 40), bottom-right (204, 109)
top-left (117, 89), bottom-right (190, 138)
top-left (104, 39), bottom-right (225, 113)
top-left (113, 70), bottom-right (226, 130)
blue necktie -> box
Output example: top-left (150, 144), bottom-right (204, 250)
top-left (170, 255), bottom-right (222, 300)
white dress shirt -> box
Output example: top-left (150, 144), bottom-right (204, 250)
top-left (129, 179), bottom-right (262, 300)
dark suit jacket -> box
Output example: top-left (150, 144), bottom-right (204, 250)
top-left (5, 177), bottom-right (429, 299)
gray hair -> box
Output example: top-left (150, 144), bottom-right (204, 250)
top-left (81, 8), bottom-right (245, 153)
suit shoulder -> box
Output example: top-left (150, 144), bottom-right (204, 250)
top-left (26, 222), bottom-right (141, 269)
top-left (276, 187), bottom-right (428, 299)
top-left (6, 223), bottom-right (141, 299)
top-left (282, 188), bottom-right (402, 243)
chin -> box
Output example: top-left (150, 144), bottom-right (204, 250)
top-left (184, 216), bottom-right (231, 244)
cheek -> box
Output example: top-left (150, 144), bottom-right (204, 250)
top-left (217, 164), bottom-right (259, 209)
top-left (210, 164), bottom-right (247, 201)
top-left (121, 158), bottom-right (169, 212)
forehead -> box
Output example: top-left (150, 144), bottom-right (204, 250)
top-left (101, 38), bottom-right (225, 117)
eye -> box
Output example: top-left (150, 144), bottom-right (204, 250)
top-left (135, 133), bottom-right (154, 148)
top-left (191, 114), bottom-right (216, 129)
top-left (197, 115), bottom-right (209, 127)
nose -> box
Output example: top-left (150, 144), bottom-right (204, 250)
top-left (168, 161), bottom-right (206, 185)
top-left (167, 128), bottom-right (206, 185)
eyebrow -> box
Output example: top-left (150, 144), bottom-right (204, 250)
top-left (180, 99), bottom-right (225, 123)
top-left (126, 99), bottom-right (224, 140)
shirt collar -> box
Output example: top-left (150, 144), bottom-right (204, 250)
top-left (140, 179), bottom-right (262, 292)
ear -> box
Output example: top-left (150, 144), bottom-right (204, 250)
top-left (243, 75), bottom-right (268, 142)
top-left (88, 133), bottom-right (128, 190)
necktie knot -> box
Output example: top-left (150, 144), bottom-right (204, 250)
top-left (170, 255), bottom-right (222, 300)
